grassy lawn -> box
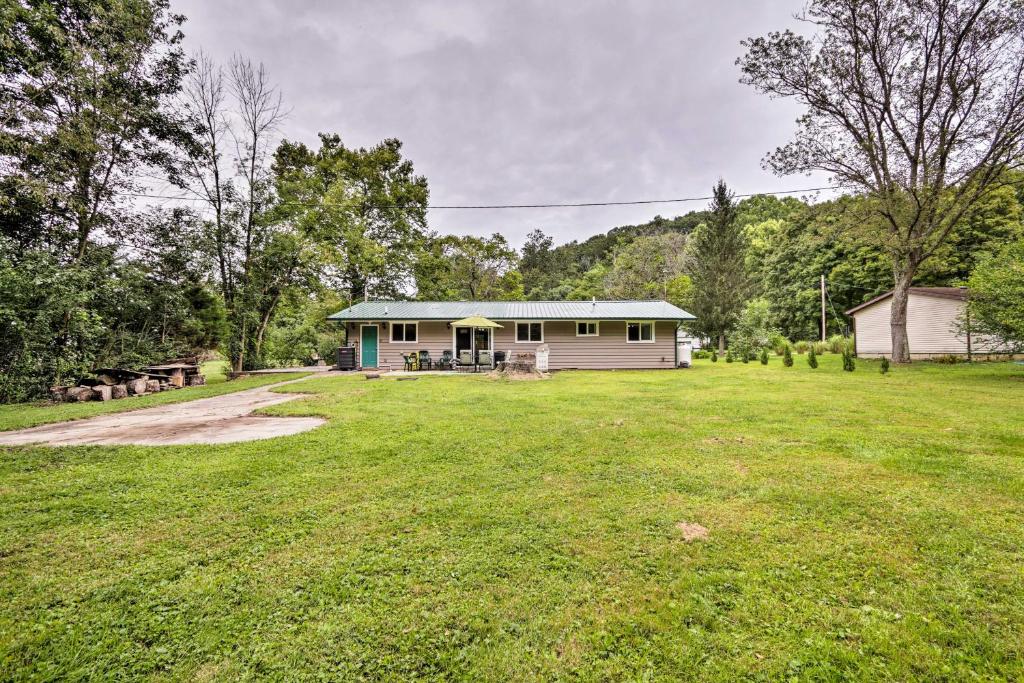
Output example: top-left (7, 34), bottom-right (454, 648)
top-left (0, 362), bottom-right (306, 432)
top-left (1, 356), bottom-right (1023, 680)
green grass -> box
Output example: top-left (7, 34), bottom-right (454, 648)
top-left (1, 356), bottom-right (1023, 680)
top-left (0, 362), bottom-right (306, 431)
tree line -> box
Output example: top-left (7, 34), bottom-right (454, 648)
top-left (2, 0), bottom-right (1023, 403)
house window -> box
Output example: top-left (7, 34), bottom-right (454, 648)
top-left (576, 321), bottom-right (599, 337)
top-left (626, 321), bottom-right (654, 343)
top-left (516, 322), bottom-right (543, 343)
top-left (391, 322), bottom-right (418, 343)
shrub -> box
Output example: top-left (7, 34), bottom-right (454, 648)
top-left (759, 348), bottom-right (768, 365)
top-left (769, 332), bottom-right (789, 356)
top-left (827, 334), bottom-right (846, 354)
top-left (711, 351), bottom-right (718, 362)
top-left (808, 346), bottom-right (818, 368)
top-left (783, 345), bottom-right (793, 367)
top-left (842, 348), bottom-right (856, 372)
top-left (880, 356), bottom-right (890, 374)
top-left (931, 354), bottom-right (964, 364)
top-left (725, 350), bottom-right (734, 363)
top-left (812, 340), bottom-right (828, 355)
top-left (693, 349), bottom-right (711, 359)
top-left (730, 298), bottom-right (780, 360)
top-left (794, 340), bottom-right (810, 354)
top-left (741, 352), bottom-right (749, 363)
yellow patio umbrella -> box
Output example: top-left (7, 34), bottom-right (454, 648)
top-left (451, 316), bottom-right (503, 328)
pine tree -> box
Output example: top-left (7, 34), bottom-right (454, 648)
top-left (711, 351), bottom-right (718, 362)
top-left (880, 356), bottom-right (890, 374)
top-left (842, 348), bottom-right (856, 372)
top-left (726, 349), bottom-right (734, 363)
top-left (783, 344), bottom-right (793, 367)
top-left (687, 181), bottom-right (752, 353)
top-left (807, 346), bottom-right (818, 369)
top-left (759, 348), bottom-right (768, 365)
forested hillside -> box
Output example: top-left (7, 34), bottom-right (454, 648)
top-left (515, 182), bottom-right (1024, 342)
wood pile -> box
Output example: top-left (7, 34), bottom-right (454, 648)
top-left (49, 359), bottom-right (206, 403)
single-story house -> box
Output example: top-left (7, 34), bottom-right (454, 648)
top-left (327, 300), bottom-right (695, 370)
top-left (846, 286), bottom-right (1008, 359)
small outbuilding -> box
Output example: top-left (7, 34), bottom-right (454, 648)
top-left (845, 286), bottom-right (1007, 359)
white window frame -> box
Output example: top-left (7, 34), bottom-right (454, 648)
top-left (515, 321), bottom-right (544, 343)
top-left (390, 321), bottom-right (419, 344)
top-left (626, 320), bottom-right (655, 344)
top-left (575, 321), bottom-right (599, 337)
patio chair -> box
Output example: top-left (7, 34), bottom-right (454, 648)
top-left (456, 349), bottom-right (475, 372)
top-left (437, 350), bottom-right (453, 370)
top-left (402, 353), bottom-right (419, 371)
top-left (477, 349), bottom-right (493, 369)
top-left (418, 350), bottom-right (432, 370)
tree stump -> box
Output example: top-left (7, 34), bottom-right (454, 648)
top-left (145, 379), bottom-right (161, 393)
top-left (92, 385), bottom-right (113, 401)
top-left (128, 378), bottom-right (148, 395)
top-left (111, 384), bottom-right (128, 399)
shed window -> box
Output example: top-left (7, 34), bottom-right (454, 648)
top-left (626, 321), bottom-right (654, 343)
top-left (391, 322), bottom-right (418, 343)
top-left (576, 321), bottom-right (599, 336)
top-left (516, 322), bottom-right (543, 342)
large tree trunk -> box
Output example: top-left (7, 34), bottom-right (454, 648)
top-left (889, 264), bottom-right (918, 364)
top-left (718, 334), bottom-right (725, 353)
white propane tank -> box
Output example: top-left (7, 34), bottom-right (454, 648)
top-left (535, 343), bottom-right (550, 371)
top-left (678, 340), bottom-right (692, 368)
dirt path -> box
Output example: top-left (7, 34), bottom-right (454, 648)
top-left (0, 377), bottom-right (325, 446)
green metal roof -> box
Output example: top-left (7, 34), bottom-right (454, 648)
top-left (327, 300), bottom-right (695, 321)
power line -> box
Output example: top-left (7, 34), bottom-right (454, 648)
top-left (116, 184), bottom-right (842, 211)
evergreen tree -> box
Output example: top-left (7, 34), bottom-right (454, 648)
top-left (725, 349), bottom-right (734, 363)
top-left (759, 348), bottom-right (768, 365)
top-left (783, 344), bottom-right (793, 367)
top-left (807, 346), bottom-right (818, 368)
top-left (880, 357), bottom-right (890, 374)
top-left (687, 181), bottom-right (752, 352)
top-left (711, 351), bottom-right (718, 363)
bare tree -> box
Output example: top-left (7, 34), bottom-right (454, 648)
top-left (181, 53), bottom-right (287, 371)
top-left (739, 0), bottom-right (1024, 362)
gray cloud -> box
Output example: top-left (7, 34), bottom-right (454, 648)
top-left (172, 0), bottom-right (827, 246)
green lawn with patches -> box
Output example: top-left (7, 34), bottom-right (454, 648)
top-left (1, 356), bottom-right (1023, 680)
top-left (0, 362), bottom-right (306, 431)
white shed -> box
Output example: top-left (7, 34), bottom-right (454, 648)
top-left (846, 287), bottom-right (1004, 359)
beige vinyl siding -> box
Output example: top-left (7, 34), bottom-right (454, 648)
top-left (853, 293), bottom-right (1004, 357)
top-left (493, 320), bottom-right (677, 370)
top-left (341, 320), bottom-right (678, 369)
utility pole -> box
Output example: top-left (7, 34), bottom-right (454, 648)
top-left (820, 274), bottom-right (827, 342)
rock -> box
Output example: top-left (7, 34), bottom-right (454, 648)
top-left (145, 379), bottom-right (161, 393)
top-left (128, 378), bottom-right (148, 395)
top-left (66, 386), bottom-right (94, 402)
top-left (186, 374), bottom-right (206, 387)
top-left (111, 384), bottom-right (128, 399)
top-left (364, 373), bottom-right (381, 380)
top-left (49, 386), bottom-right (69, 403)
top-left (92, 385), bottom-right (112, 401)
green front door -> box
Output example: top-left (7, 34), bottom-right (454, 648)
top-left (360, 325), bottom-right (378, 368)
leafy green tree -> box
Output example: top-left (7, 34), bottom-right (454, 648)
top-left (273, 134), bottom-right (429, 303)
top-left (605, 233), bottom-right (689, 302)
top-left (965, 240), bottom-right (1024, 352)
top-left (414, 234), bottom-right (523, 300)
top-left (740, 0), bottom-right (1024, 362)
top-left (730, 298), bottom-right (778, 360)
top-left (687, 181), bottom-right (752, 351)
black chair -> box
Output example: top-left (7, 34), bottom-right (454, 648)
top-left (418, 350), bottom-right (433, 370)
top-left (438, 350), bottom-right (453, 370)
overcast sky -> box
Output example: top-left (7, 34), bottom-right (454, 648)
top-left (172, 0), bottom-right (828, 247)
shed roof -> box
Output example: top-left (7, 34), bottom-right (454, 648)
top-left (845, 287), bottom-right (968, 315)
top-left (327, 300), bottom-right (695, 321)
